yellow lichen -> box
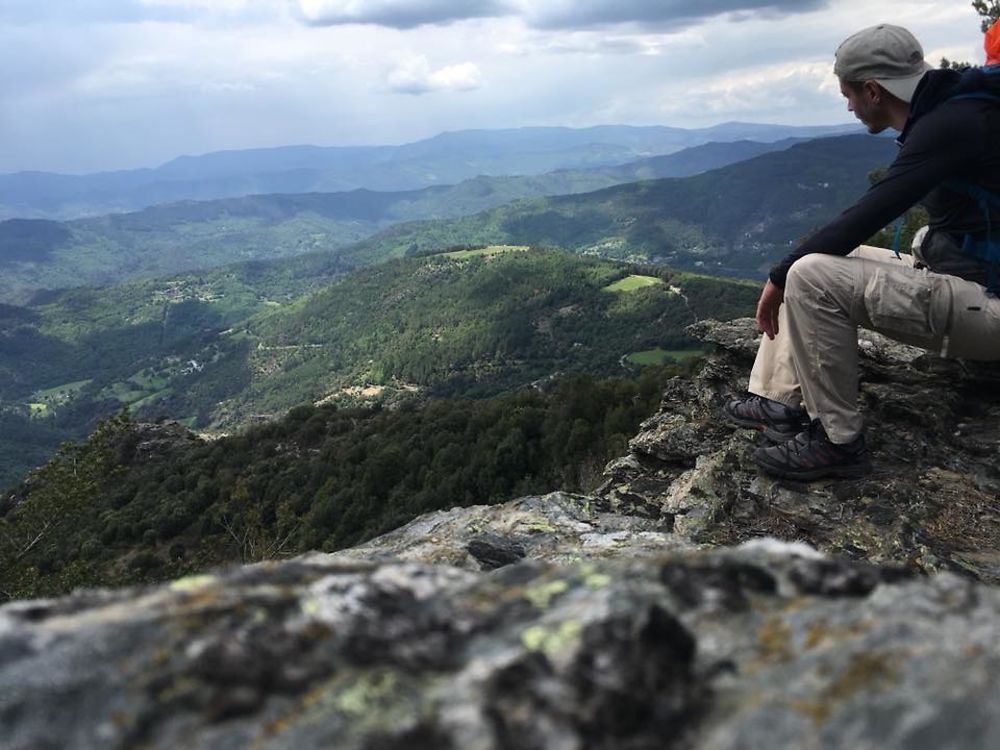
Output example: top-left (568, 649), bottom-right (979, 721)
top-left (583, 572), bottom-right (613, 589)
top-left (802, 618), bottom-right (871, 650)
top-left (521, 620), bottom-right (583, 655)
top-left (523, 580), bottom-right (569, 609)
top-left (168, 574), bottom-right (216, 593)
top-left (825, 652), bottom-right (897, 702)
top-left (757, 616), bottom-right (794, 662)
top-left (334, 672), bottom-right (399, 715)
top-left (790, 651), bottom-right (899, 727)
top-left (575, 563), bottom-right (612, 589)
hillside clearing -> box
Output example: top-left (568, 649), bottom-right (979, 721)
top-left (603, 275), bottom-right (664, 293)
top-left (442, 245), bottom-right (530, 260)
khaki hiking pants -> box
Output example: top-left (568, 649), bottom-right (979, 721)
top-left (749, 245), bottom-right (1000, 444)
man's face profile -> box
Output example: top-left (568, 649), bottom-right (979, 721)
top-left (839, 79), bottom-right (888, 135)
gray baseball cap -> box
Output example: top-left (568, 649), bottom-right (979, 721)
top-left (834, 24), bottom-right (933, 103)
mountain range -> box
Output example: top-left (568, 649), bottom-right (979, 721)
top-left (0, 124), bottom-right (896, 490)
top-left (0, 134), bottom-right (892, 305)
top-left (0, 123), bottom-right (858, 221)
top-left (340, 134), bottom-right (897, 277)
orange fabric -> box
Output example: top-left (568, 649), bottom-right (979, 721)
top-left (987, 18), bottom-right (1000, 65)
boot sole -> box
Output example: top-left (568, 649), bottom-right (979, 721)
top-left (754, 455), bottom-right (873, 481)
top-left (721, 408), bottom-right (806, 444)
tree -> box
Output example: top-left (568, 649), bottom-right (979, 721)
top-left (0, 408), bottom-right (131, 600)
top-left (942, 3), bottom-right (1000, 68)
top-left (972, 1), bottom-right (1000, 31)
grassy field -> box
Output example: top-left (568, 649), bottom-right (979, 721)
top-left (442, 245), bottom-right (531, 260)
top-left (32, 380), bottom-right (94, 402)
top-left (626, 347), bottom-right (707, 365)
top-left (28, 380), bottom-right (95, 417)
top-left (96, 368), bottom-right (176, 406)
top-left (131, 389), bottom-right (174, 411)
top-left (604, 275), bottom-right (664, 293)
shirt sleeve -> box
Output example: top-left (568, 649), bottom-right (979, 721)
top-left (767, 105), bottom-right (983, 288)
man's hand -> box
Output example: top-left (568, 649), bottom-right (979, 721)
top-left (755, 279), bottom-right (784, 340)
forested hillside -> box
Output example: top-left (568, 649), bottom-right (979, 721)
top-left (0, 248), bottom-right (759, 489)
top-left (0, 367), bottom-right (680, 600)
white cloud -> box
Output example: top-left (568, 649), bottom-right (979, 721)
top-left (139, 0), bottom-right (249, 10)
top-left (0, 0), bottom-right (990, 172)
top-left (660, 62), bottom-right (839, 121)
top-left (386, 55), bottom-right (482, 94)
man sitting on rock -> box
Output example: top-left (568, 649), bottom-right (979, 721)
top-left (724, 24), bottom-right (1000, 481)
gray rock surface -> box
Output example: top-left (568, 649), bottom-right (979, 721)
top-left (601, 319), bottom-right (1000, 583)
top-left (2, 318), bottom-right (999, 749)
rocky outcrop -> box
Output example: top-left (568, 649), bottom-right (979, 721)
top-left (599, 318), bottom-right (1000, 584)
top-left (119, 420), bottom-right (205, 464)
top-left (2, 319), bottom-right (999, 749)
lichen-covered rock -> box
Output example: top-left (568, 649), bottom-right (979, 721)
top-left (2, 544), bottom-right (999, 749)
top-left (327, 491), bottom-right (689, 569)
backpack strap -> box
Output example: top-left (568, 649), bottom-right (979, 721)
top-left (942, 177), bottom-right (1000, 294)
top-left (942, 72), bottom-right (1000, 292)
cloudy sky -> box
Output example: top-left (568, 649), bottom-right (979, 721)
top-left (0, 0), bottom-right (988, 174)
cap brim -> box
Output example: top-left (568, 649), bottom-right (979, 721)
top-left (876, 63), bottom-right (933, 103)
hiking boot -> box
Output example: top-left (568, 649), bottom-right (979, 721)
top-left (753, 419), bottom-right (872, 481)
top-left (722, 394), bottom-right (809, 443)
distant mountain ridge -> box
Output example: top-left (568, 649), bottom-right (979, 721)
top-left (0, 137), bottom-right (811, 303)
top-left (339, 134), bottom-right (898, 276)
top-left (0, 123), bottom-right (858, 220)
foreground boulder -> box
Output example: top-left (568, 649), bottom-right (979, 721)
top-left (3, 533), bottom-right (999, 749)
top-left (2, 318), bottom-right (999, 748)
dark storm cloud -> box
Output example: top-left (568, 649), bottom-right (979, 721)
top-left (294, 0), bottom-right (830, 31)
top-left (522, 0), bottom-right (832, 31)
top-left (296, 0), bottom-right (510, 30)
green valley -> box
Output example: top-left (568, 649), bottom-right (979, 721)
top-left (0, 366), bottom-right (681, 600)
top-left (0, 248), bottom-right (759, 489)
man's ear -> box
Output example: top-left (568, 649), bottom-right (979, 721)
top-left (862, 80), bottom-right (882, 104)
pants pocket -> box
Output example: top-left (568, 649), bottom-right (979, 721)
top-left (941, 282), bottom-right (1000, 360)
top-left (863, 267), bottom-right (944, 341)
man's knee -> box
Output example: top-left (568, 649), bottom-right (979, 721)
top-left (785, 253), bottom-right (844, 296)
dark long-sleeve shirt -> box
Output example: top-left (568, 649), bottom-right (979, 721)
top-left (769, 68), bottom-right (1000, 288)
